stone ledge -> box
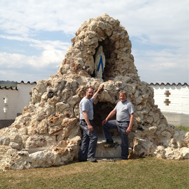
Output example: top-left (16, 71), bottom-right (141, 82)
top-left (95, 135), bottom-right (132, 158)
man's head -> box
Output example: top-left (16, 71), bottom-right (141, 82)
top-left (85, 87), bottom-right (94, 99)
top-left (119, 91), bottom-right (127, 102)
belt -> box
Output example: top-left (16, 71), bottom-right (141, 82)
top-left (117, 121), bottom-right (129, 123)
top-left (80, 119), bottom-right (93, 122)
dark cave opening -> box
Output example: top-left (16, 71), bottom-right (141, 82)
top-left (93, 101), bottom-right (119, 136)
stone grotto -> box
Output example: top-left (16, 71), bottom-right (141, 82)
top-left (0, 13), bottom-right (188, 171)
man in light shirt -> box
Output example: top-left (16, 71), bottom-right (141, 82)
top-left (102, 91), bottom-right (134, 160)
top-left (79, 86), bottom-right (102, 162)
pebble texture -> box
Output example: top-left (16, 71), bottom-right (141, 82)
top-left (0, 13), bottom-right (188, 170)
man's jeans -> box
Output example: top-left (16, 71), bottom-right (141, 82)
top-left (79, 119), bottom-right (98, 160)
top-left (103, 120), bottom-right (129, 159)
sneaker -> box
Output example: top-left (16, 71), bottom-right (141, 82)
top-left (103, 140), bottom-right (114, 147)
top-left (87, 158), bottom-right (97, 162)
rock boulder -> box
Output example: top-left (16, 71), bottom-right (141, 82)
top-left (0, 13), bottom-right (188, 170)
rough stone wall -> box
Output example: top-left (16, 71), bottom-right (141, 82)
top-left (0, 13), bottom-right (188, 171)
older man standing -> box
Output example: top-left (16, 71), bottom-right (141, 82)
top-left (79, 86), bottom-right (102, 162)
top-left (102, 91), bottom-right (134, 160)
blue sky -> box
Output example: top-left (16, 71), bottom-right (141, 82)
top-left (0, 0), bottom-right (188, 83)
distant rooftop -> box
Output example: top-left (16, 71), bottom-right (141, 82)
top-left (149, 82), bottom-right (188, 86)
top-left (0, 81), bottom-right (37, 90)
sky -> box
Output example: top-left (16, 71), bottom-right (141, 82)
top-left (0, 0), bottom-right (188, 84)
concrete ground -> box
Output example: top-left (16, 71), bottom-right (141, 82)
top-left (95, 134), bottom-right (123, 158)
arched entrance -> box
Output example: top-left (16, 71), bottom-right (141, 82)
top-left (93, 101), bottom-right (119, 136)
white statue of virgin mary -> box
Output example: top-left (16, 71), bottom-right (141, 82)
top-left (95, 46), bottom-right (105, 81)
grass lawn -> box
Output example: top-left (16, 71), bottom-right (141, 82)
top-left (175, 126), bottom-right (189, 132)
top-left (0, 157), bottom-right (188, 189)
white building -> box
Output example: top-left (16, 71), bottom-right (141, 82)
top-left (150, 83), bottom-right (189, 127)
top-left (0, 81), bottom-right (36, 129)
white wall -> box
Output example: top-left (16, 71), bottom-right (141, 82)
top-left (0, 89), bottom-right (18, 119)
top-left (17, 83), bottom-right (35, 114)
top-left (150, 84), bottom-right (189, 114)
top-left (0, 83), bottom-right (36, 120)
top-left (150, 84), bottom-right (189, 126)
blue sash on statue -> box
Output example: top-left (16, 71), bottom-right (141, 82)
top-left (97, 55), bottom-right (103, 72)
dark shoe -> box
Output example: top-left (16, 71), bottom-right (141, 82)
top-left (87, 158), bottom-right (97, 162)
top-left (79, 159), bottom-right (87, 162)
top-left (103, 140), bottom-right (114, 147)
top-left (121, 158), bottom-right (128, 160)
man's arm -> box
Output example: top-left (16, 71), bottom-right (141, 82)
top-left (102, 109), bottom-right (116, 125)
top-left (126, 113), bottom-right (134, 133)
top-left (83, 111), bottom-right (93, 132)
top-left (93, 86), bottom-right (103, 100)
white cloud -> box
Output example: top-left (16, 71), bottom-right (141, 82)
top-left (134, 47), bottom-right (189, 83)
top-left (1, 0), bottom-right (188, 49)
top-left (0, 48), bottom-right (65, 81)
top-left (0, 34), bottom-right (70, 67)
top-left (0, 44), bottom-right (70, 73)
top-left (0, 0), bottom-right (188, 82)
top-left (0, 35), bottom-right (70, 51)
top-left (0, 48), bottom-right (66, 68)
top-left (0, 33), bottom-right (71, 81)
top-left (1, 0), bottom-right (188, 51)
top-left (1, 0), bottom-right (188, 39)
top-left (135, 47), bottom-right (187, 70)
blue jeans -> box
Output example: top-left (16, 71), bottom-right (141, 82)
top-left (103, 120), bottom-right (129, 159)
top-left (79, 120), bottom-right (98, 160)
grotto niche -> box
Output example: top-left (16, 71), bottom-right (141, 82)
top-left (93, 101), bottom-right (118, 136)
top-left (0, 13), bottom-right (188, 171)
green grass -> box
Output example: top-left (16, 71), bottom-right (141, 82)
top-left (175, 126), bottom-right (189, 132)
top-left (0, 158), bottom-right (188, 189)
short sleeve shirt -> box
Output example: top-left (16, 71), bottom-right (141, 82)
top-left (79, 97), bottom-right (94, 120)
top-left (114, 100), bottom-right (134, 121)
